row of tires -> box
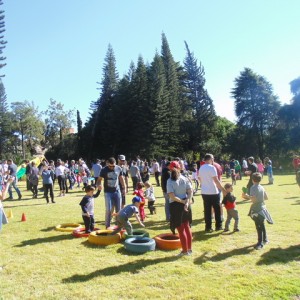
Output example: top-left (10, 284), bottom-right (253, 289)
top-left (55, 223), bottom-right (181, 253)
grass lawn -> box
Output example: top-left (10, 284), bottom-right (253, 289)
top-left (0, 174), bottom-right (300, 300)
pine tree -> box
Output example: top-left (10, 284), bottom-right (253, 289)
top-left (0, 79), bottom-right (10, 157)
top-left (0, 0), bottom-right (7, 75)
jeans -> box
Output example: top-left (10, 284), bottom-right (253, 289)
top-left (163, 192), bottom-right (170, 221)
top-left (104, 191), bottom-right (121, 228)
top-left (8, 179), bottom-right (22, 199)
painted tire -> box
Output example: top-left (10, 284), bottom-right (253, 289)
top-left (154, 233), bottom-right (181, 250)
top-left (122, 229), bottom-right (150, 240)
top-left (72, 227), bottom-right (100, 238)
top-left (88, 229), bottom-right (121, 246)
top-left (124, 237), bottom-right (156, 253)
top-left (55, 223), bottom-right (82, 232)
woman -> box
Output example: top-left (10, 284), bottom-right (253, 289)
top-left (167, 161), bottom-right (193, 256)
top-left (55, 160), bottom-right (67, 197)
top-left (141, 161), bottom-right (150, 183)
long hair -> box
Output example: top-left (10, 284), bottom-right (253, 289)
top-left (170, 168), bottom-right (181, 181)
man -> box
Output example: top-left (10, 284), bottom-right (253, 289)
top-left (97, 157), bottom-right (125, 228)
top-left (25, 160), bottom-right (32, 190)
top-left (152, 159), bottom-right (160, 186)
top-left (198, 153), bottom-right (225, 232)
top-left (6, 159), bottom-right (22, 200)
top-left (129, 161), bottom-right (141, 190)
top-left (118, 154), bottom-right (129, 208)
top-left (245, 157), bottom-right (258, 192)
top-left (242, 157), bottom-right (248, 173)
top-left (91, 159), bottom-right (102, 186)
top-left (160, 161), bottom-right (171, 221)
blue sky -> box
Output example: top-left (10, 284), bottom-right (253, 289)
top-left (2, 0), bottom-right (300, 125)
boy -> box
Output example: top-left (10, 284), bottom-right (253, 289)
top-left (222, 183), bottom-right (239, 232)
top-left (111, 196), bottom-right (145, 235)
top-left (79, 185), bottom-right (101, 233)
top-left (242, 172), bottom-right (273, 250)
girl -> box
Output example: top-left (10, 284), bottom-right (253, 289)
top-left (133, 182), bottom-right (146, 221)
top-left (144, 181), bottom-right (156, 214)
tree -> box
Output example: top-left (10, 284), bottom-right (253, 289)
top-left (183, 41), bottom-right (216, 153)
top-left (0, 79), bottom-right (11, 157)
top-left (0, 0), bottom-right (6, 75)
top-left (44, 98), bottom-right (75, 147)
top-left (232, 68), bottom-right (281, 158)
top-left (11, 101), bottom-right (45, 159)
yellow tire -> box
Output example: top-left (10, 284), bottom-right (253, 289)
top-left (88, 230), bottom-right (121, 246)
top-left (55, 223), bottom-right (82, 232)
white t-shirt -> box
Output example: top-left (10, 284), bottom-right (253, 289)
top-left (198, 163), bottom-right (219, 195)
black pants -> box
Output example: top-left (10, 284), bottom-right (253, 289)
top-left (148, 200), bottom-right (155, 214)
top-left (44, 183), bottom-right (54, 203)
top-left (154, 172), bottom-right (160, 186)
top-left (132, 176), bottom-right (138, 190)
top-left (57, 175), bottom-right (66, 192)
top-left (253, 214), bottom-right (267, 244)
top-left (30, 183), bottom-right (38, 197)
top-left (82, 214), bottom-right (95, 233)
top-left (202, 194), bottom-right (222, 230)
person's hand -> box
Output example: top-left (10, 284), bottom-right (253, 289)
top-left (184, 202), bottom-right (189, 212)
top-left (7, 176), bottom-right (14, 183)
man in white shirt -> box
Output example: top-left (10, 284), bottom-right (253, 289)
top-left (198, 153), bottom-right (225, 232)
top-left (152, 159), bottom-right (160, 187)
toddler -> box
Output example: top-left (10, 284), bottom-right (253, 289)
top-left (79, 185), bottom-right (101, 233)
top-left (222, 183), bottom-right (239, 232)
top-left (133, 182), bottom-right (146, 221)
top-left (144, 181), bottom-right (156, 214)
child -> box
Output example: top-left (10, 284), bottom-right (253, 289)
top-left (41, 163), bottom-right (55, 204)
top-left (79, 185), bottom-right (101, 233)
top-left (0, 177), bottom-right (14, 232)
top-left (144, 181), bottom-right (156, 215)
top-left (297, 170), bottom-right (300, 188)
top-left (242, 172), bottom-right (273, 250)
top-left (266, 162), bottom-right (274, 184)
top-left (222, 183), bottom-right (239, 232)
top-left (231, 169), bottom-right (236, 185)
top-left (81, 171), bottom-right (89, 190)
top-left (133, 182), bottom-right (146, 221)
top-left (111, 196), bottom-right (145, 235)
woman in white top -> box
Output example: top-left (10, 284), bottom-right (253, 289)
top-left (55, 161), bottom-right (67, 197)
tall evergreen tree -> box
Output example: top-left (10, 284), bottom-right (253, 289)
top-left (0, 79), bottom-right (10, 157)
top-left (0, 0), bottom-right (6, 75)
top-left (89, 44), bottom-right (119, 158)
top-left (183, 41), bottom-right (216, 153)
top-left (160, 33), bottom-right (181, 155)
top-left (232, 68), bottom-right (280, 158)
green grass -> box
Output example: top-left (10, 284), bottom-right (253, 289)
top-left (0, 174), bottom-right (300, 300)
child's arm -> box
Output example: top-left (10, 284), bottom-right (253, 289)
top-left (93, 189), bottom-right (101, 198)
top-left (264, 191), bottom-right (268, 200)
top-left (135, 213), bottom-right (145, 227)
top-left (0, 177), bottom-right (14, 201)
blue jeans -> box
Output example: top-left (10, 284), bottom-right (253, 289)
top-left (163, 192), bottom-right (170, 221)
top-left (104, 191), bottom-right (121, 228)
top-left (8, 179), bottom-right (22, 199)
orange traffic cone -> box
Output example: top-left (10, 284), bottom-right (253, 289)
top-left (21, 213), bottom-right (26, 222)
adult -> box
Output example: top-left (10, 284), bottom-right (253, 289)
top-left (245, 157), bottom-right (258, 192)
top-left (0, 177), bottom-right (14, 231)
top-left (41, 163), bottom-right (55, 203)
top-left (129, 161), bottom-right (141, 190)
top-left (213, 159), bottom-right (224, 221)
top-left (242, 157), bottom-right (248, 173)
top-left (29, 162), bottom-right (39, 199)
top-left (118, 155), bottom-right (129, 208)
top-left (6, 159), bottom-right (22, 200)
top-left (161, 161), bottom-right (171, 221)
top-left (25, 160), bottom-right (32, 191)
top-left (91, 159), bottom-right (102, 186)
top-left (98, 157), bottom-right (125, 228)
top-left (152, 159), bottom-right (160, 186)
top-left (55, 160), bottom-right (67, 197)
top-left (198, 154), bottom-right (225, 232)
top-left (167, 161), bottom-right (193, 256)
top-left (141, 161), bottom-right (150, 183)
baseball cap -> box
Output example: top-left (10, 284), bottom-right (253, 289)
top-left (118, 154), bottom-right (126, 161)
top-left (132, 196), bottom-right (141, 203)
top-left (169, 161), bottom-right (180, 170)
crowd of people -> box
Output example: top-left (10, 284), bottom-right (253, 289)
top-left (1, 153), bottom-right (299, 255)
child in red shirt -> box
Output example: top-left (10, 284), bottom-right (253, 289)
top-left (133, 182), bottom-right (146, 221)
top-left (222, 183), bottom-right (239, 232)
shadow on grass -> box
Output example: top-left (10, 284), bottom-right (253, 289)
top-left (193, 245), bottom-right (254, 265)
top-left (40, 226), bottom-right (57, 232)
top-left (291, 200), bottom-right (300, 205)
top-left (5, 203), bottom-right (45, 208)
top-left (278, 183), bottom-right (297, 186)
top-left (284, 197), bottom-right (299, 199)
top-left (62, 255), bottom-right (178, 283)
top-left (257, 245), bottom-right (300, 265)
top-left (14, 234), bottom-right (74, 247)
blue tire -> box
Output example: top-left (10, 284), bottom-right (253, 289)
top-left (124, 237), bottom-right (156, 253)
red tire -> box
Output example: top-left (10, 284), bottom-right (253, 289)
top-left (72, 227), bottom-right (100, 238)
top-left (107, 225), bottom-right (126, 237)
top-left (154, 233), bottom-right (181, 250)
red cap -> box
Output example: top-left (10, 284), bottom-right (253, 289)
top-left (169, 161), bottom-right (180, 170)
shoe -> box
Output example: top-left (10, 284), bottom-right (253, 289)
top-left (205, 228), bottom-right (214, 233)
top-left (215, 227), bottom-right (223, 231)
top-left (263, 240), bottom-right (269, 244)
top-left (176, 251), bottom-right (190, 257)
top-left (8, 197), bottom-right (13, 200)
top-left (233, 229), bottom-right (240, 232)
top-left (188, 250), bottom-right (192, 255)
top-left (18, 195), bottom-right (22, 200)
top-left (254, 243), bottom-right (263, 250)
top-left (223, 229), bottom-right (229, 232)
top-left (52, 201), bottom-right (56, 203)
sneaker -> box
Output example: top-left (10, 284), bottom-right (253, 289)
top-left (188, 250), bottom-right (193, 255)
top-left (18, 195), bottom-right (22, 200)
top-left (176, 251), bottom-right (190, 257)
top-left (263, 240), bottom-right (269, 244)
top-left (254, 243), bottom-right (263, 250)
top-left (205, 228), bottom-right (214, 233)
top-left (223, 229), bottom-right (229, 232)
top-left (233, 229), bottom-right (240, 232)
top-left (215, 227), bottom-right (223, 231)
